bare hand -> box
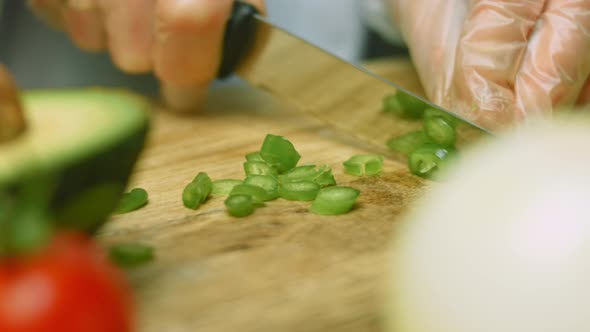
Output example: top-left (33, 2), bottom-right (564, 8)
top-left (28, 0), bottom-right (265, 112)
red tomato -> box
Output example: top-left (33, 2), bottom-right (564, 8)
top-left (0, 232), bottom-right (135, 332)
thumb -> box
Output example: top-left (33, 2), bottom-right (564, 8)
top-left (158, 0), bottom-right (265, 113)
top-left (160, 82), bottom-right (209, 113)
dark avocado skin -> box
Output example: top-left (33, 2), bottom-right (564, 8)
top-left (52, 122), bottom-right (149, 233)
top-left (1, 121), bottom-right (149, 235)
top-left (0, 89), bottom-right (151, 236)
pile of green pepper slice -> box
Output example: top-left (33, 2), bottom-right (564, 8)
top-left (384, 90), bottom-right (459, 180)
top-left (184, 134), bottom-right (363, 218)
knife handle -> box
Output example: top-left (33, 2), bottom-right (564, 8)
top-left (217, 1), bottom-right (260, 79)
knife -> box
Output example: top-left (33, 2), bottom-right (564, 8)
top-left (217, 1), bottom-right (492, 156)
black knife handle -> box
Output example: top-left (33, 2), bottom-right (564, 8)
top-left (217, 1), bottom-right (260, 79)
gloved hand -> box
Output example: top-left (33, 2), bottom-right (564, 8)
top-left (388, 0), bottom-right (590, 130)
top-left (0, 65), bottom-right (25, 143)
top-left (27, 0), bottom-right (265, 112)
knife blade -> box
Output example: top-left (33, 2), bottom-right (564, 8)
top-left (218, 2), bottom-right (492, 156)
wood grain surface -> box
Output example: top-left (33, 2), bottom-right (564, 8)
top-left (98, 57), bottom-right (434, 332)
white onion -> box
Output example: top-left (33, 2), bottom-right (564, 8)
top-left (384, 118), bottom-right (590, 332)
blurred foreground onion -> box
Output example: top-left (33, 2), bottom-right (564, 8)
top-left (384, 116), bottom-right (590, 332)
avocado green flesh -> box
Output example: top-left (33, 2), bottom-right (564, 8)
top-left (0, 88), bottom-right (150, 233)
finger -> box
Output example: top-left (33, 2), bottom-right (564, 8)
top-left (160, 82), bottom-right (209, 113)
top-left (154, 0), bottom-right (234, 86)
top-left (98, 0), bottom-right (155, 73)
top-left (155, 0), bottom-right (265, 111)
top-left (62, 0), bottom-right (107, 52)
top-left (452, 0), bottom-right (546, 128)
top-left (0, 65), bottom-right (26, 143)
top-left (514, 0), bottom-right (590, 118)
top-left (154, 0), bottom-right (265, 85)
top-left (27, 0), bottom-right (66, 28)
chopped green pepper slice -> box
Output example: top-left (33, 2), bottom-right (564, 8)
top-left (311, 186), bottom-right (360, 215)
top-left (423, 108), bottom-right (458, 127)
top-left (260, 134), bottom-right (301, 173)
top-left (114, 188), bottom-right (148, 214)
top-left (182, 182), bottom-right (204, 209)
top-left (245, 151), bottom-right (264, 162)
top-left (386, 131), bottom-right (430, 156)
top-left (211, 179), bottom-right (242, 196)
top-left (229, 183), bottom-right (272, 202)
top-left (192, 172), bottom-right (213, 193)
top-left (365, 160), bottom-right (384, 175)
top-left (279, 164), bottom-right (337, 188)
top-left (243, 175), bottom-right (279, 200)
top-left (279, 181), bottom-right (320, 201)
top-left (423, 108), bottom-right (458, 148)
top-left (182, 172), bottom-right (212, 209)
top-left (224, 194), bottom-right (256, 217)
top-left (279, 165), bottom-right (318, 182)
top-left (424, 116), bottom-right (456, 147)
top-left (343, 154), bottom-right (385, 176)
top-left (383, 90), bottom-right (429, 119)
top-left (382, 93), bottom-right (403, 114)
top-left (109, 243), bottom-right (154, 268)
top-left (243, 161), bottom-right (277, 177)
top-left (408, 143), bottom-right (456, 180)
top-left (314, 165), bottom-right (337, 187)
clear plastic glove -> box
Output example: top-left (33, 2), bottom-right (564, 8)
top-left (388, 0), bottom-right (590, 130)
top-left (0, 64), bottom-right (25, 143)
top-left (27, 0), bottom-right (265, 112)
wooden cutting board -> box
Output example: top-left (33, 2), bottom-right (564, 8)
top-left (98, 57), bottom-right (433, 332)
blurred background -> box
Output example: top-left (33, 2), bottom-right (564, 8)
top-left (0, 0), bottom-right (408, 94)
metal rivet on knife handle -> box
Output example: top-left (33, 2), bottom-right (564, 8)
top-left (217, 1), bottom-right (260, 79)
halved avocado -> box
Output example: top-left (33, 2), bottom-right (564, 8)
top-left (0, 88), bottom-right (150, 234)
